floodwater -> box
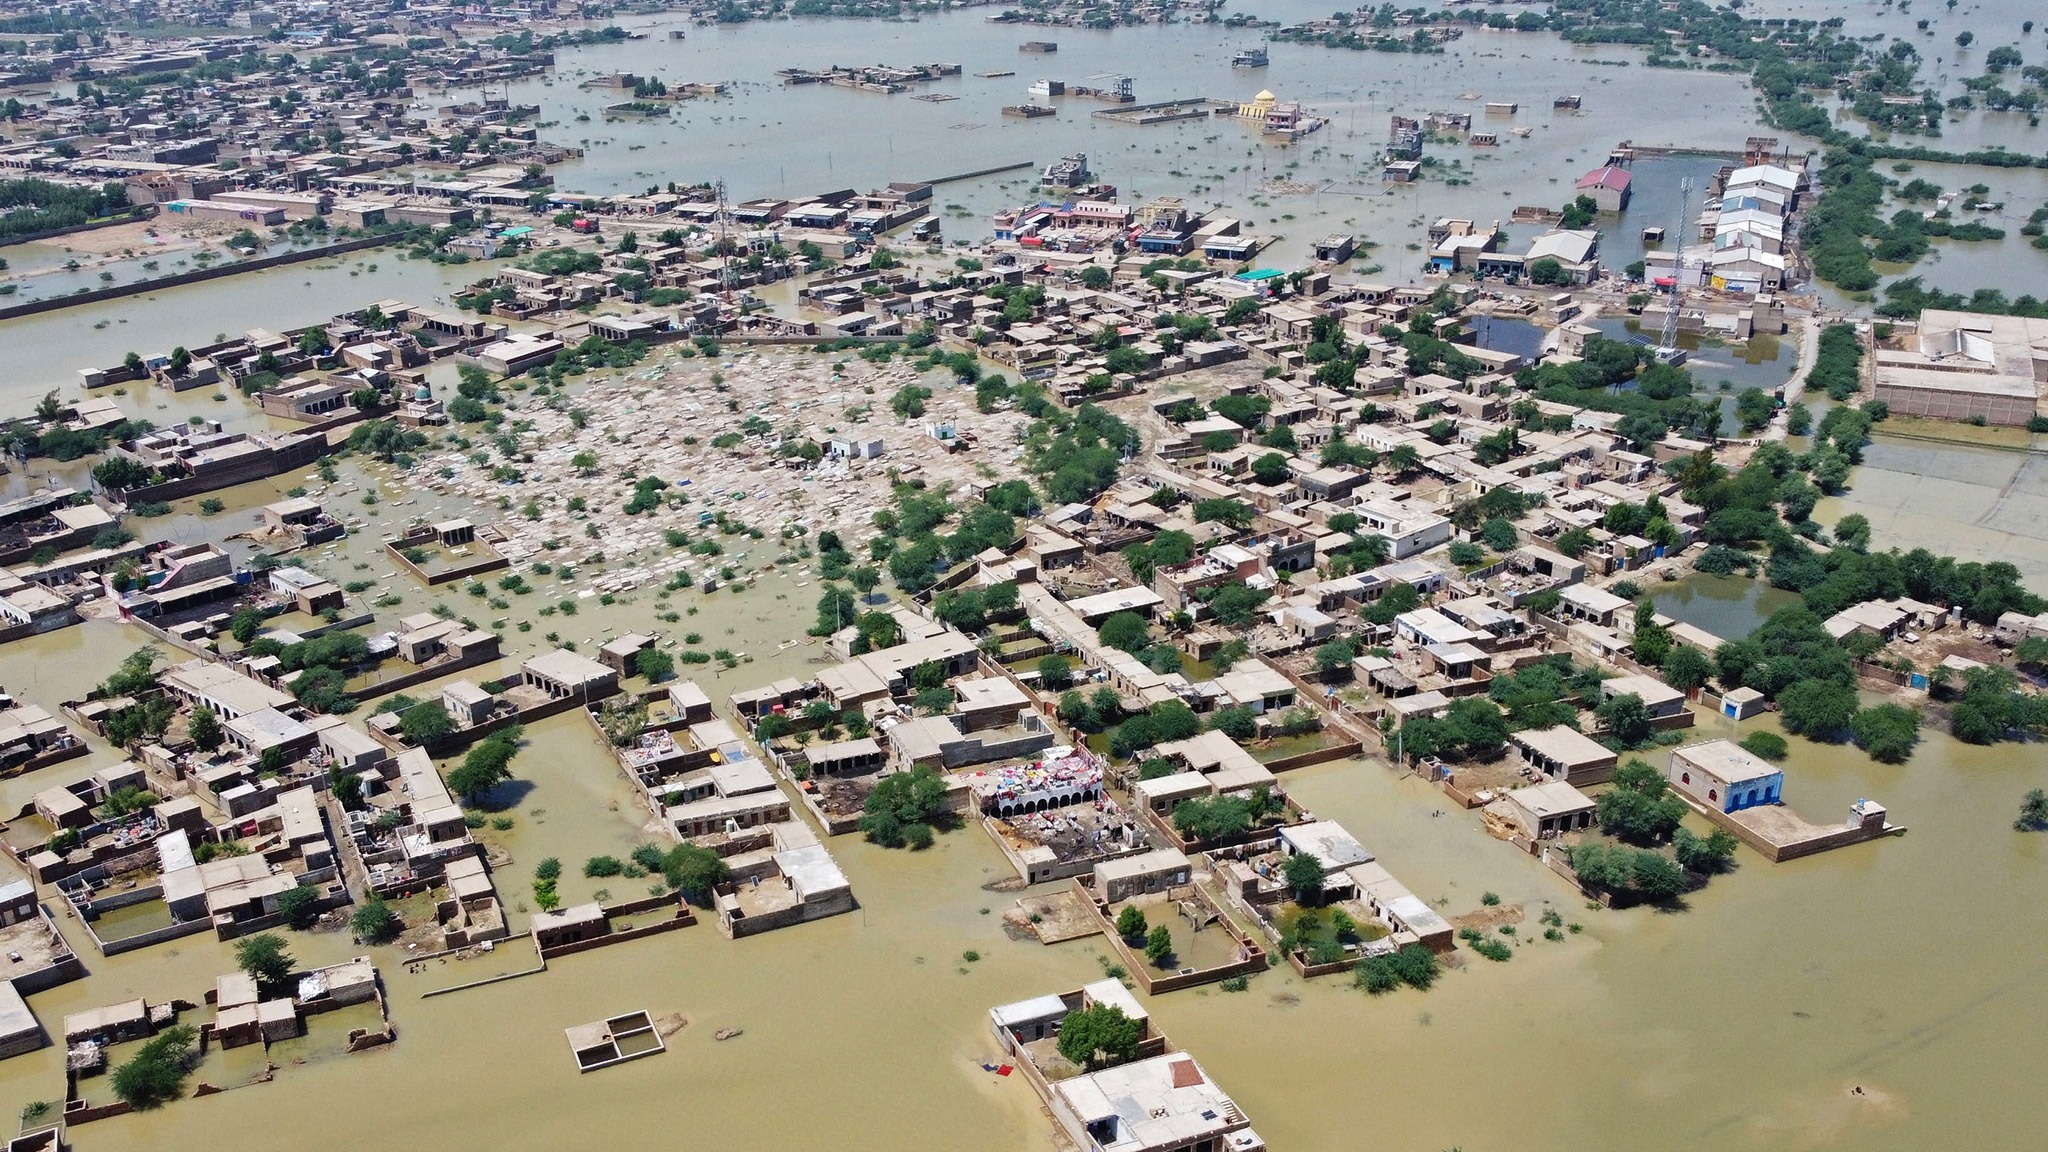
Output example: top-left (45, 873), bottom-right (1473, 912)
top-left (1645, 572), bottom-right (1803, 644)
top-left (0, 378), bottom-right (2043, 1149)
top-left (1466, 315), bottom-right (1545, 362)
top-left (0, 253), bottom-right (494, 412)
top-left (1819, 433), bottom-right (2048, 586)
top-left (4, 631), bottom-right (2046, 1151)
top-left (437, 9), bottom-right (1772, 288)
top-left (1, 11), bottom-right (2047, 1149)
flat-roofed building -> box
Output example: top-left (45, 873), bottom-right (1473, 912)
top-left (0, 982), bottom-right (41, 1059)
top-left (1092, 847), bottom-right (1191, 904)
top-left (802, 737), bottom-right (886, 777)
top-left (521, 649), bottom-right (619, 701)
top-left (1508, 725), bottom-right (1619, 785)
top-left (1872, 310), bottom-right (2048, 426)
top-left (1669, 739), bottom-right (1783, 813)
top-left (1484, 780), bottom-right (1596, 840)
top-left (160, 659), bottom-right (295, 719)
top-left (1600, 673), bottom-right (1688, 719)
top-left (1049, 1052), bottom-right (1265, 1152)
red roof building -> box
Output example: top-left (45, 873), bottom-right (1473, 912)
top-left (1574, 165), bottom-right (1634, 212)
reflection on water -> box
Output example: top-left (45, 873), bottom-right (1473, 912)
top-left (1646, 573), bottom-right (1801, 643)
top-left (1821, 435), bottom-right (2048, 587)
top-left (1468, 315), bottom-right (1545, 362)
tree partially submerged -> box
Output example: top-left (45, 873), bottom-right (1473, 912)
top-left (350, 897), bottom-right (400, 942)
top-left (857, 765), bottom-right (952, 848)
top-left (662, 844), bottom-right (732, 905)
top-left (448, 726), bottom-right (522, 804)
top-left (1595, 760), bottom-right (1687, 845)
top-left (235, 932), bottom-right (295, 986)
top-left (110, 1025), bottom-right (198, 1109)
top-left (1055, 1003), bottom-right (1144, 1070)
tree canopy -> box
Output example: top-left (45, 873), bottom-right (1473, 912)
top-left (1056, 1003), bottom-right (1145, 1070)
top-left (1595, 760), bottom-right (1687, 845)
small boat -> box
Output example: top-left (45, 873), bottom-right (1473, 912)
top-left (1231, 48), bottom-right (1269, 68)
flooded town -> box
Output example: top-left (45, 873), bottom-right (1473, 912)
top-left (0, 0), bottom-right (2045, 1149)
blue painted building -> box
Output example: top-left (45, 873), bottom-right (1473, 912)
top-left (1668, 740), bottom-right (1783, 814)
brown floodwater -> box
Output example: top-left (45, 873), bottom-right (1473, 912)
top-left (4, 558), bottom-right (2047, 1152)
top-left (1817, 432), bottom-right (2048, 586)
top-left (0, 338), bottom-right (2044, 1148)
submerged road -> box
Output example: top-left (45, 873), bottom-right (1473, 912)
top-left (1766, 310), bottom-right (1828, 441)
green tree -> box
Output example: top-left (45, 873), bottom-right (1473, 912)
top-left (1834, 513), bottom-right (1872, 550)
top-left (229, 608), bottom-right (265, 645)
top-left (350, 898), bottom-right (400, 942)
top-left (1315, 638), bottom-right (1358, 675)
top-left (1596, 760), bottom-right (1687, 844)
top-left (662, 843), bottom-right (732, 903)
top-left (633, 646), bottom-right (676, 682)
top-left (1595, 692), bottom-right (1653, 747)
top-left (2017, 788), bottom-right (2048, 832)
top-left (1037, 654), bottom-right (1074, 690)
top-left (1058, 690), bottom-right (1095, 728)
top-left (275, 884), bottom-right (320, 928)
top-left (1171, 795), bottom-right (1253, 841)
top-left (398, 701), bottom-right (456, 749)
top-left (1630, 851), bottom-right (1686, 900)
top-left (235, 932), bottom-right (295, 985)
top-left (185, 705), bottom-right (223, 752)
top-left (110, 1025), bottom-right (198, 1109)
top-left (1250, 452), bottom-right (1292, 486)
top-left (1739, 731), bottom-right (1789, 760)
top-left (1115, 905), bottom-right (1148, 942)
top-left (1056, 1003), bottom-right (1144, 1070)
top-left (1479, 517), bottom-right (1518, 552)
top-left (1143, 924), bottom-right (1174, 967)
top-left (1206, 583), bottom-right (1271, 627)
top-left (813, 585), bottom-right (859, 635)
top-left (1851, 703), bottom-right (1920, 764)
top-left (1192, 498), bottom-right (1255, 529)
top-left (1097, 612), bottom-right (1153, 654)
top-left (1206, 705), bottom-right (1258, 740)
top-left (1777, 679), bottom-right (1860, 740)
top-left (1282, 852), bottom-right (1327, 903)
top-left (1672, 827), bottom-right (1739, 874)
top-left (858, 765), bottom-right (951, 847)
top-left (448, 729), bottom-right (520, 803)
top-left (1661, 645), bottom-right (1714, 694)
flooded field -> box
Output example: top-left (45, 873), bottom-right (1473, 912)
top-left (1819, 434), bottom-right (2048, 587)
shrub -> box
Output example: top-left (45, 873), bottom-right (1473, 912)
top-left (1739, 731), bottom-right (1789, 760)
top-left (1470, 938), bottom-right (1512, 962)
